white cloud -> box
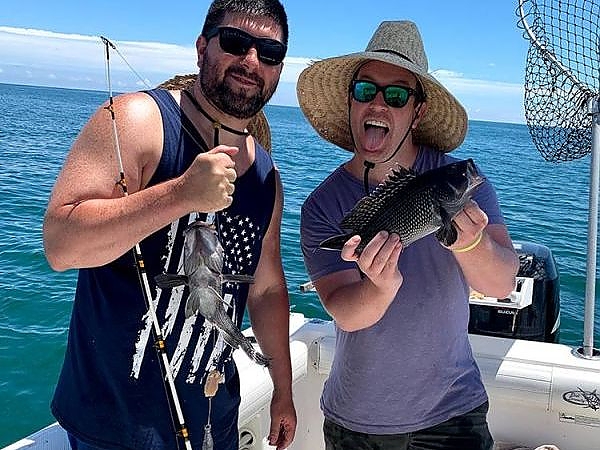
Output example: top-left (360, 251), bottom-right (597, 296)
top-left (432, 69), bottom-right (525, 123)
top-left (280, 57), bottom-right (313, 83)
top-left (0, 26), bottom-right (97, 41)
top-left (431, 69), bottom-right (464, 78)
top-left (0, 26), bottom-right (197, 90)
top-left (0, 26), bottom-right (309, 92)
top-left (0, 26), bottom-right (525, 122)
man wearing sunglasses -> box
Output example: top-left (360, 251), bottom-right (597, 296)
top-left (298, 20), bottom-right (518, 450)
top-left (44, 1), bottom-right (296, 450)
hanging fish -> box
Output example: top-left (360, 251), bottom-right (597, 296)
top-left (155, 220), bottom-right (270, 367)
top-left (320, 158), bottom-right (485, 253)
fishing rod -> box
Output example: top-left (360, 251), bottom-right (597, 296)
top-left (101, 36), bottom-right (193, 450)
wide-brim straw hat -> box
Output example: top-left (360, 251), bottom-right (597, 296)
top-left (296, 20), bottom-right (467, 153)
top-left (157, 74), bottom-right (272, 152)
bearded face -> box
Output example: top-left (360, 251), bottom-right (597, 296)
top-left (199, 50), bottom-right (279, 120)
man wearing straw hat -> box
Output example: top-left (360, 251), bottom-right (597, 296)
top-left (298, 20), bottom-right (519, 449)
top-left (43, 1), bottom-right (296, 449)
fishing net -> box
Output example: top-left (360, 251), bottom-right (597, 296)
top-left (517, 0), bottom-right (600, 162)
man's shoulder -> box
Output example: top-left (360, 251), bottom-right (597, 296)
top-left (106, 90), bottom-right (162, 124)
top-left (115, 89), bottom-right (158, 103)
top-left (418, 147), bottom-right (461, 170)
top-left (304, 165), bottom-right (348, 205)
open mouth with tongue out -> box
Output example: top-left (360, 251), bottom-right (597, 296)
top-left (363, 119), bottom-right (389, 151)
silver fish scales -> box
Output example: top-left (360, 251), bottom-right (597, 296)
top-left (320, 159), bottom-right (485, 253)
top-left (155, 220), bottom-right (270, 367)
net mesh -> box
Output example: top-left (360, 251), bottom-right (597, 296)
top-left (517, 0), bottom-right (600, 162)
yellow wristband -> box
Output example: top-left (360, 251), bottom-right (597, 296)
top-left (452, 231), bottom-right (483, 253)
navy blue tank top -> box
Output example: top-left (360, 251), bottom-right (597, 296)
top-left (52, 89), bottom-right (276, 449)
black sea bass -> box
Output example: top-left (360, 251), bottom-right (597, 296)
top-left (320, 159), bottom-right (485, 252)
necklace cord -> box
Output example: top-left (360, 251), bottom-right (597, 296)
top-left (181, 89), bottom-right (249, 144)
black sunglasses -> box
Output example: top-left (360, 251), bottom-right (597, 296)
top-left (351, 80), bottom-right (421, 108)
top-left (205, 26), bottom-right (287, 66)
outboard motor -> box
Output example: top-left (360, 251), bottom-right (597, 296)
top-left (468, 241), bottom-right (560, 343)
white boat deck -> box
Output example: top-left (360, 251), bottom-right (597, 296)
top-left (5, 313), bottom-right (599, 450)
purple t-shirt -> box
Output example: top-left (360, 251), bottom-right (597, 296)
top-left (301, 147), bottom-right (503, 434)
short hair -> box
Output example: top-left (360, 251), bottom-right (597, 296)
top-left (201, 0), bottom-right (289, 46)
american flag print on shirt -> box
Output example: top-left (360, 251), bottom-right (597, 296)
top-left (130, 211), bottom-right (262, 385)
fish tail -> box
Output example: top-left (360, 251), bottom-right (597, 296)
top-left (436, 208), bottom-right (458, 246)
top-left (239, 339), bottom-right (271, 367)
top-left (319, 234), bottom-right (353, 251)
top-left (212, 309), bottom-right (250, 347)
top-left (154, 273), bottom-right (188, 289)
top-left (210, 310), bottom-right (270, 367)
top-left (222, 274), bottom-right (255, 284)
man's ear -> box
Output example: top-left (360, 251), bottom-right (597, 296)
top-left (195, 35), bottom-right (207, 69)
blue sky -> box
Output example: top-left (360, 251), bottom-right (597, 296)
top-left (1, 1), bottom-right (530, 123)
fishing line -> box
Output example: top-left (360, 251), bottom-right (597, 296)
top-left (99, 37), bottom-right (211, 156)
top-left (102, 37), bottom-right (236, 241)
top-left (181, 68), bottom-right (261, 448)
top-left (101, 36), bottom-right (193, 450)
top-left (181, 92), bottom-right (243, 440)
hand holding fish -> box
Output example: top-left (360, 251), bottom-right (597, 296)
top-left (313, 230), bottom-right (404, 332)
top-left (444, 199), bottom-right (519, 298)
top-left (445, 200), bottom-right (488, 253)
top-left (179, 146), bottom-right (238, 213)
top-left (341, 231), bottom-right (403, 294)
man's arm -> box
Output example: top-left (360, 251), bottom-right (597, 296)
top-left (313, 231), bottom-right (403, 332)
top-left (246, 171), bottom-right (296, 449)
top-left (43, 92), bottom-right (237, 271)
top-left (448, 201), bottom-right (519, 298)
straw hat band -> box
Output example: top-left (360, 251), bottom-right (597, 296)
top-left (371, 49), bottom-right (415, 65)
top-left (366, 21), bottom-right (429, 70)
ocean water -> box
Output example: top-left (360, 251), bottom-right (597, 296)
top-left (0, 82), bottom-right (599, 446)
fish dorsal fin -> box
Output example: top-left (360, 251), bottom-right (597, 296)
top-left (371, 165), bottom-right (417, 196)
top-left (340, 166), bottom-right (417, 231)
